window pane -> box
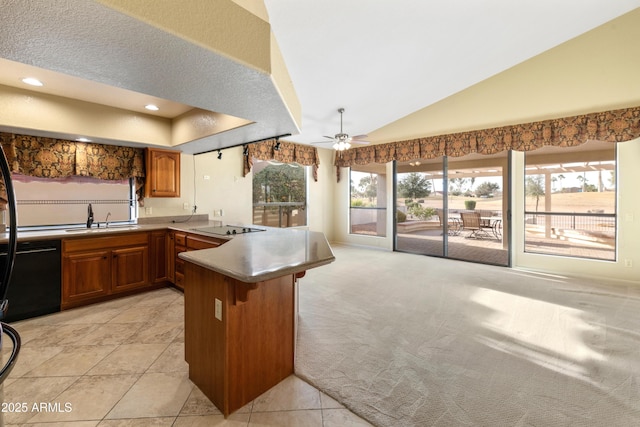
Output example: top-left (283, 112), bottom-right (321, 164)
top-left (252, 159), bottom-right (307, 228)
top-left (394, 154), bottom-right (509, 266)
top-left (350, 166), bottom-right (386, 237)
top-left (13, 175), bottom-right (134, 228)
top-left (394, 168), bottom-right (439, 252)
top-left (524, 141), bottom-right (616, 260)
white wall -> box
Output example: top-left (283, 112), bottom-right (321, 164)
top-left (140, 146), bottom-right (337, 237)
top-left (307, 148), bottom-right (337, 238)
top-left (513, 140), bottom-right (640, 283)
top-left (332, 162), bottom-right (394, 251)
top-left (331, 140), bottom-right (640, 285)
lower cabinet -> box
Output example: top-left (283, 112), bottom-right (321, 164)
top-left (150, 230), bottom-right (168, 284)
top-left (62, 232), bottom-right (154, 309)
top-left (112, 245), bottom-right (149, 292)
top-left (171, 232), bottom-right (225, 291)
top-left (173, 232), bottom-right (187, 290)
top-left (62, 249), bottom-right (112, 304)
top-left (61, 229), bottom-right (227, 308)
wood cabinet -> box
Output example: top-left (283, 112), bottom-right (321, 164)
top-left (184, 262), bottom-right (295, 416)
top-left (145, 148), bottom-right (181, 198)
top-left (62, 229), bottom-right (226, 309)
top-left (173, 232), bottom-right (187, 290)
top-left (172, 231), bottom-right (226, 291)
top-left (166, 231), bottom-right (176, 283)
top-left (62, 249), bottom-right (111, 305)
top-left (150, 230), bottom-right (168, 283)
top-left (62, 232), bottom-right (154, 309)
top-left (112, 245), bottom-right (149, 292)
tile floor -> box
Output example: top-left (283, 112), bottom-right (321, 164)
top-left (2, 287), bottom-right (372, 426)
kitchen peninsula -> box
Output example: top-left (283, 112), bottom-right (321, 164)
top-left (178, 226), bottom-right (334, 417)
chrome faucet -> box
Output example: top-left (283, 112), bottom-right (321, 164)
top-left (105, 212), bottom-right (111, 228)
top-left (86, 203), bottom-right (94, 228)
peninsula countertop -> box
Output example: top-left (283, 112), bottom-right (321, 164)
top-left (1, 220), bottom-right (335, 283)
top-left (178, 226), bottom-right (335, 283)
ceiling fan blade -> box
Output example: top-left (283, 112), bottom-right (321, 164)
top-left (352, 140), bottom-right (370, 145)
top-left (352, 134), bottom-right (368, 140)
top-left (323, 135), bottom-right (335, 140)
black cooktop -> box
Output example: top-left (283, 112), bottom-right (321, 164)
top-left (192, 225), bottom-right (266, 236)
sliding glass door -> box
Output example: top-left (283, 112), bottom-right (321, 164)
top-left (395, 153), bottom-right (510, 266)
top-left (395, 160), bottom-right (445, 257)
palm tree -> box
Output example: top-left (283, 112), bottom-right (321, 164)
top-left (557, 174), bottom-right (565, 192)
top-left (577, 174), bottom-right (587, 192)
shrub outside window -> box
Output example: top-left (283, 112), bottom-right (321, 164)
top-left (252, 159), bottom-right (307, 228)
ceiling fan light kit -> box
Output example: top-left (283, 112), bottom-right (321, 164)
top-left (324, 108), bottom-right (368, 151)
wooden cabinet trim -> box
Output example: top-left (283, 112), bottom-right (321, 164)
top-left (186, 234), bottom-right (224, 250)
top-left (63, 232), bottom-right (149, 253)
top-left (174, 233), bottom-right (186, 246)
top-left (145, 148), bottom-right (181, 198)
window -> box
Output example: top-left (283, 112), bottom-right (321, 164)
top-left (394, 154), bottom-right (509, 266)
top-left (252, 159), bottom-right (307, 228)
top-left (524, 141), bottom-right (616, 260)
top-left (13, 175), bottom-right (136, 229)
top-left (350, 166), bottom-right (387, 237)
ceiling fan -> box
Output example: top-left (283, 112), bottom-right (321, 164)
top-left (316, 108), bottom-right (369, 151)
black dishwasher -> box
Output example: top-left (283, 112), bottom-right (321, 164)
top-left (0, 240), bottom-right (61, 322)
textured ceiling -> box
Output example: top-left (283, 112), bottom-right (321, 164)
top-left (0, 0), bottom-right (299, 153)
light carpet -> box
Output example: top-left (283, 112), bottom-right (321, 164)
top-left (295, 244), bottom-right (640, 427)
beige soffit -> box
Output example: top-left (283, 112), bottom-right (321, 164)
top-left (94, 0), bottom-right (302, 148)
top-left (0, 0), bottom-right (301, 153)
top-left (96, 0), bottom-right (271, 73)
top-left (367, 8), bottom-right (640, 145)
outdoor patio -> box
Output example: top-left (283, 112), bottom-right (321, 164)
top-left (396, 227), bottom-right (508, 265)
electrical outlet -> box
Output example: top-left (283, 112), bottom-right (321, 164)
top-left (203, 175), bottom-right (210, 180)
top-left (624, 259), bottom-right (633, 268)
top-left (183, 202), bottom-right (189, 210)
top-left (214, 298), bottom-right (222, 321)
top-left (145, 207), bottom-right (152, 215)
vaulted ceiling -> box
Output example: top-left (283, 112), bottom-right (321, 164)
top-left (1, 1), bottom-right (639, 153)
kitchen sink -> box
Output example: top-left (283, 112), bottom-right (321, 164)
top-left (65, 225), bottom-right (140, 233)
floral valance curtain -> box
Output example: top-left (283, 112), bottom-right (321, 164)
top-left (334, 106), bottom-right (640, 181)
top-left (243, 139), bottom-right (321, 181)
top-left (0, 132), bottom-right (146, 206)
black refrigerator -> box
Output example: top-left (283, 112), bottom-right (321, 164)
top-left (0, 144), bottom-right (21, 392)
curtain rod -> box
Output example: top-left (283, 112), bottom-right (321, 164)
top-left (193, 133), bottom-right (291, 156)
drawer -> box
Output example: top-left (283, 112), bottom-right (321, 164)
top-left (64, 232), bottom-right (149, 252)
top-left (187, 235), bottom-right (222, 250)
top-left (175, 257), bottom-right (185, 275)
top-left (174, 233), bottom-right (186, 246)
top-left (175, 272), bottom-right (184, 290)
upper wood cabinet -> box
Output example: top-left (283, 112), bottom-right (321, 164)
top-left (145, 148), bottom-right (181, 198)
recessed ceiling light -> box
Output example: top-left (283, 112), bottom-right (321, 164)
top-left (145, 104), bottom-right (159, 111)
top-left (22, 77), bottom-right (43, 87)
top-left (76, 137), bottom-right (91, 142)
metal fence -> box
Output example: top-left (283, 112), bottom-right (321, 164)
top-left (350, 206), bottom-right (387, 237)
top-left (524, 211), bottom-right (616, 260)
top-left (253, 202), bottom-right (307, 228)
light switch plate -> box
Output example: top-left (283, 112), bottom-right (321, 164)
top-left (214, 298), bottom-right (222, 321)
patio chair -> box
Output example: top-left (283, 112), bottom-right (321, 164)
top-left (437, 209), bottom-right (461, 236)
top-left (460, 211), bottom-right (491, 239)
